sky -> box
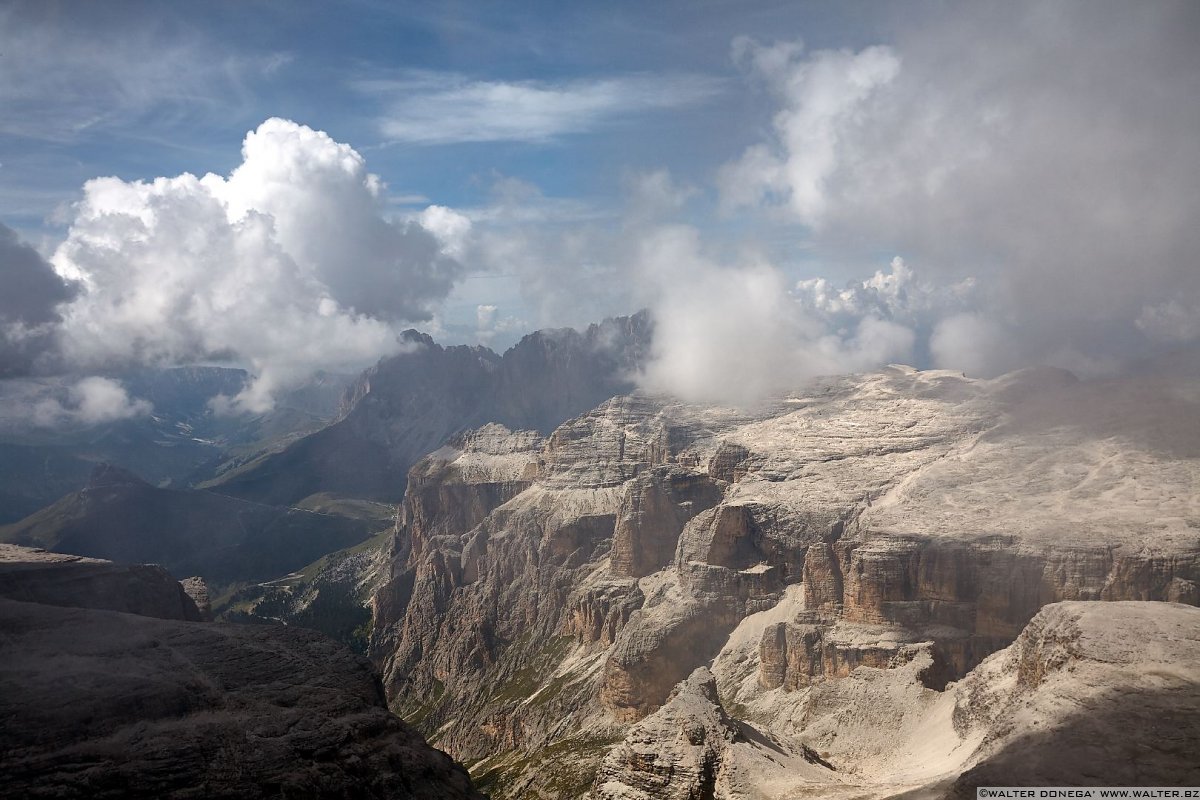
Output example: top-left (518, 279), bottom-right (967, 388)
top-left (2, 0), bottom-right (1198, 412)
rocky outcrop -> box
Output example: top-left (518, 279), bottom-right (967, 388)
top-left (368, 362), bottom-right (1200, 797)
top-left (0, 596), bottom-right (484, 799)
top-left (591, 668), bottom-right (738, 800)
top-left (946, 601), bottom-right (1200, 792)
top-left (611, 468), bottom-right (723, 578)
top-left (179, 576), bottom-right (211, 620)
top-left (0, 543), bottom-right (201, 621)
top-left (591, 667), bottom-right (836, 799)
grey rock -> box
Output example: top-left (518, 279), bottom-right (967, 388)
top-left (0, 596), bottom-right (484, 799)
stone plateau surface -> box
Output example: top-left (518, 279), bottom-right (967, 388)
top-left (368, 362), bottom-right (1200, 797)
top-left (0, 542), bottom-right (201, 620)
top-left (0, 544), bottom-right (483, 799)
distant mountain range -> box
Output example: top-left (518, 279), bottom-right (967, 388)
top-left (0, 366), bottom-right (350, 522)
top-left (0, 313), bottom-right (651, 596)
top-left (0, 463), bottom-right (380, 590)
top-left (204, 312), bottom-right (651, 507)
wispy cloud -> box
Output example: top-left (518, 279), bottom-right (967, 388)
top-left (0, 4), bottom-right (290, 144)
top-left (361, 71), bottom-right (724, 144)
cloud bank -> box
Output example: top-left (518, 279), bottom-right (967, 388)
top-left (716, 1), bottom-right (1200, 378)
top-left (50, 118), bottom-right (469, 412)
top-left (637, 229), bottom-right (922, 407)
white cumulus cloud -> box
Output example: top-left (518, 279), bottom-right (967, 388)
top-left (32, 376), bottom-right (152, 427)
top-left (50, 118), bottom-right (466, 413)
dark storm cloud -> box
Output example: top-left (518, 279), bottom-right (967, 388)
top-left (0, 223), bottom-right (76, 377)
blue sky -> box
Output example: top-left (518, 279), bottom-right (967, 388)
top-left (2, 0), bottom-right (1198, 410)
top-left (3, 1), bottom-right (880, 226)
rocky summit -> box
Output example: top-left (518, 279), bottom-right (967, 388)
top-left (367, 362), bottom-right (1200, 797)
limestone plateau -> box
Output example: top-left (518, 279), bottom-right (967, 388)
top-left (369, 360), bottom-right (1200, 797)
top-left (0, 544), bottom-right (483, 799)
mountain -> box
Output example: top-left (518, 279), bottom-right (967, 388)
top-left (0, 366), bottom-right (352, 522)
top-left (366, 362), bottom-right (1200, 796)
top-left (0, 543), bottom-right (483, 799)
top-left (205, 312), bottom-right (651, 507)
top-left (0, 463), bottom-right (382, 590)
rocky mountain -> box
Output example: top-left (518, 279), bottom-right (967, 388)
top-left (0, 543), bottom-right (483, 799)
top-left (594, 601), bottom-right (1200, 798)
top-left (0, 463), bottom-right (382, 591)
top-left (206, 312), bottom-right (651, 508)
top-left (367, 361), bottom-right (1200, 796)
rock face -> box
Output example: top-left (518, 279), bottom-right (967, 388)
top-left (208, 313), bottom-right (650, 507)
top-left (0, 543), bottom-right (484, 799)
top-left (592, 668), bottom-right (738, 800)
top-left (946, 601), bottom-right (1200, 793)
top-left (591, 667), bottom-right (835, 799)
top-left (0, 543), bottom-right (201, 621)
top-left (0, 463), bottom-right (378, 591)
top-left (595, 602), bottom-right (1200, 798)
top-left (368, 362), bottom-right (1200, 797)
top-left (0, 598), bottom-right (484, 799)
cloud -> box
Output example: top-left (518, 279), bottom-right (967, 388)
top-left (0, 4), bottom-right (287, 143)
top-left (635, 227), bottom-right (918, 407)
top-left (0, 223), bottom-right (78, 377)
top-left (31, 377), bottom-right (152, 427)
top-left (50, 118), bottom-right (464, 412)
top-left (719, 39), bottom-right (900, 222)
top-left (1137, 300), bottom-right (1200, 345)
top-left (366, 72), bottom-right (723, 144)
top-left (718, 2), bottom-right (1200, 371)
top-left (928, 313), bottom-right (1014, 378)
top-left (624, 169), bottom-right (697, 220)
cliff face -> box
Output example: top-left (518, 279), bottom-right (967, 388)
top-left (595, 602), bottom-right (1200, 799)
top-left (369, 363), bottom-right (1200, 797)
top-left (209, 313), bottom-right (651, 507)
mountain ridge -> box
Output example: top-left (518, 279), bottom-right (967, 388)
top-left (206, 311), bottom-right (652, 507)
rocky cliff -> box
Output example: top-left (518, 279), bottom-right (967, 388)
top-left (369, 361), bottom-right (1200, 796)
top-left (595, 601), bottom-right (1200, 798)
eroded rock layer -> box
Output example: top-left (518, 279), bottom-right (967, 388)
top-left (369, 363), bottom-right (1200, 797)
